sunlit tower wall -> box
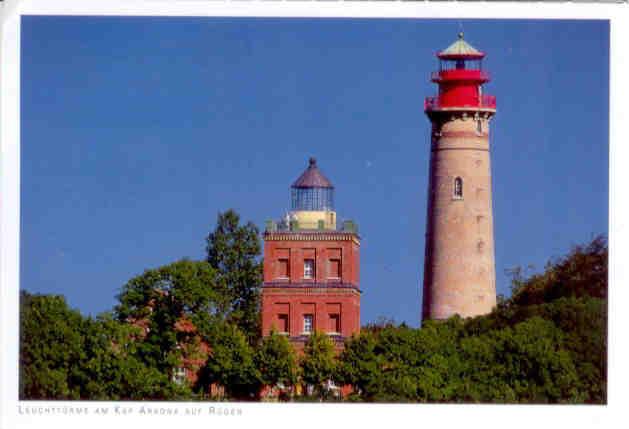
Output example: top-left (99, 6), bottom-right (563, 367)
top-left (422, 33), bottom-right (497, 321)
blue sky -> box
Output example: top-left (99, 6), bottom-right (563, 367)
top-left (21, 17), bottom-right (608, 327)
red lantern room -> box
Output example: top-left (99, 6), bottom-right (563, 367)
top-left (424, 32), bottom-right (496, 112)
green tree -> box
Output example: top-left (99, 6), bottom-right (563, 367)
top-left (530, 296), bottom-right (606, 403)
top-left (206, 209), bottom-right (262, 343)
top-left (509, 235), bottom-right (607, 306)
top-left (300, 332), bottom-right (336, 399)
top-left (20, 292), bottom-right (183, 400)
top-left (335, 331), bottom-right (382, 400)
top-left (492, 317), bottom-right (580, 403)
top-left (255, 331), bottom-right (298, 388)
top-left (78, 313), bottom-right (188, 400)
top-left (20, 292), bottom-right (85, 399)
top-left (199, 324), bottom-right (260, 400)
top-left (114, 259), bottom-right (221, 373)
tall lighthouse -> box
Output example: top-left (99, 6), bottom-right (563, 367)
top-left (422, 33), bottom-right (497, 321)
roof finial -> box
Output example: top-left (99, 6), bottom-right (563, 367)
top-left (458, 31), bottom-right (464, 40)
top-left (309, 157), bottom-right (316, 167)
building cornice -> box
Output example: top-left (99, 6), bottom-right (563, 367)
top-left (264, 231), bottom-right (360, 245)
top-left (262, 282), bottom-right (362, 294)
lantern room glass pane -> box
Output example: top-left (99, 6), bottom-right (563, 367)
top-left (439, 59), bottom-right (482, 71)
top-left (291, 187), bottom-right (334, 211)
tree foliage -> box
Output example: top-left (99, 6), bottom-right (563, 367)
top-left (335, 235), bottom-right (607, 403)
top-left (19, 292), bottom-right (183, 400)
top-left (255, 330), bottom-right (298, 387)
top-left (114, 259), bottom-right (221, 375)
top-left (300, 332), bottom-right (337, 398)
top-left (206, 209), bottom-right (262, 343)
top-left (20, 214), bottom-right (606, 403)
top-left (508, 235), bottom-right (607, 306)
top-left (20, 292), bottom-right (85, 399)
top-left (199, 324), bottom-right (260, 400)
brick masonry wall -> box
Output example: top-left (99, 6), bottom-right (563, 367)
top-left (261, 286), bottom-right (360, 338)
top-left (262, 232), bottom-right (361, 343)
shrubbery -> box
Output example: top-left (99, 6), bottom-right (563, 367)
top-left (19, 212), bottom-right (607, 403)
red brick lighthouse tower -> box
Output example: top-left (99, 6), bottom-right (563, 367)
top-left (422, 33), bottom-right (497, 320)
top-left (261, 158), bottom-right (360, 351)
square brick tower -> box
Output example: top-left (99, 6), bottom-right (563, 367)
top-left (261, 158), bottom-right (360, 352)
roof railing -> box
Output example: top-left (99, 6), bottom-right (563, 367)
top-left (424, 95), bottom-right (496, 111)
top-left (265, 219), bottom-right (358, 233)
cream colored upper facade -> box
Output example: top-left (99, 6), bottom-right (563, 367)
top-left (290, 210), bottom-right (337, 230)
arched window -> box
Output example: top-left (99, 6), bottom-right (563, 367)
top-left (454, 177), bottom-right (463, 199)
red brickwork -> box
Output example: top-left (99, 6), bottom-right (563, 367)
top-left (261, 231), bottom-right (361, 348)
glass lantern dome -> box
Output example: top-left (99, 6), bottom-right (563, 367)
top-left (290, 158), bottom-right (334, 211)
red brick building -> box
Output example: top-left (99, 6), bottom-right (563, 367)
top-left (261, 158), bottom-right (360, 352)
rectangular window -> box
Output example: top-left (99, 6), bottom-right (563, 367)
top-left (329, 314), bottom-right (340, 334)
top-left (304, 259), bottom-right (315, 279)
top-left (278, 314), bottom-right (289, 334)
top-left (303, 314), bottom-right (314, 333)
top-left (329, 259), bottom-right (341, 279)
top-left (277, 258), bottom-right (289, 278)
top-left (172, 367), bottom-right (186, 385)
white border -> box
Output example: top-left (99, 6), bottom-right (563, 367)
top-left (2, 1), bottom-right (627, 429)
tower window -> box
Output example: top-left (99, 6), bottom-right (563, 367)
top-left (329, 259), bottom-right (341, 279)
top-left (277, 314), bottom-right (289, 334)
top-left (304, 259), bottom-right (315, 279)
top-left (329, 314), bottom-right (341, 334)
top-left (277, 258), bottom-right (289, 279)
top-left (303, 314), bottom-right (314, 334)
top-left (454, 177), bottom-right (463, 199)
top-left (172, 367), bottom-right (186, 385)
top-left (476, 119), bottom-right (482, 134)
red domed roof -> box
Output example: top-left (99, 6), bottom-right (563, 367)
top-left (291, 157), bottom-right (334, 189)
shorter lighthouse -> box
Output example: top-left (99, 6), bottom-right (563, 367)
top-left (422, 33), bottom-right (498, 320)
top-left (261, 158), bottom-right (361, 352)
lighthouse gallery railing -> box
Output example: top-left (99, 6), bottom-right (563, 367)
top-left (424, 95), bottom-right (496, 111)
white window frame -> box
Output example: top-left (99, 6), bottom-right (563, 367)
top-left (304, 259), bottom-right (315, 279)
top-left (303, 314), bottom-right (314, 334)
top-left (172, 367), bottom-right (186, 385)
